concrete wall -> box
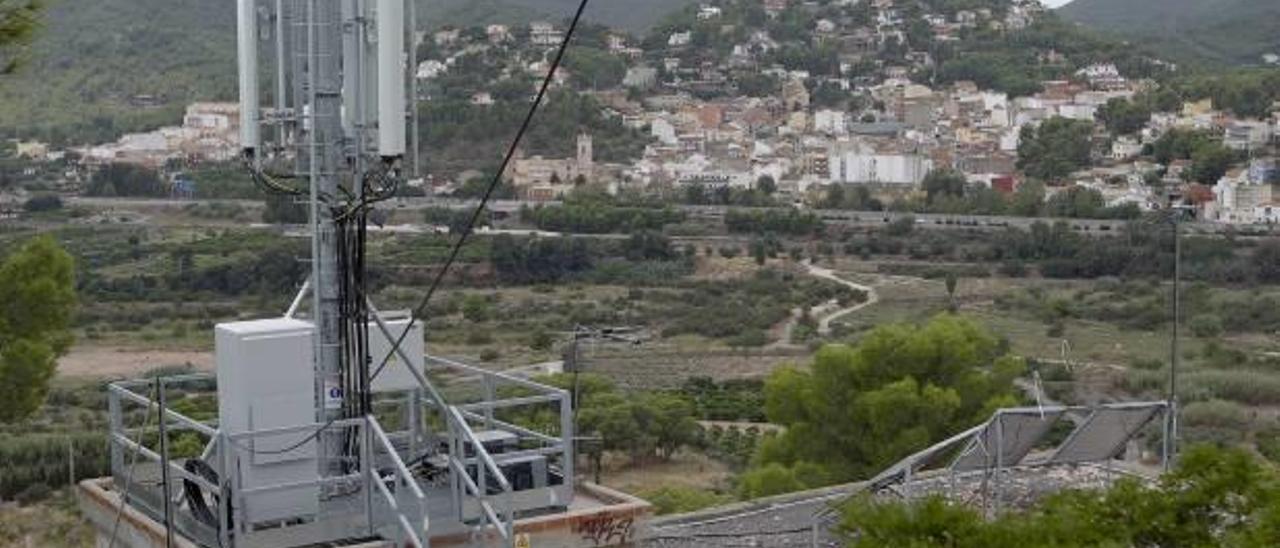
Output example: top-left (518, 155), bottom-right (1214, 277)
top-left (433, 483), bottom-right (652, 547)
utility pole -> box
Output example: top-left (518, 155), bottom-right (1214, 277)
top-left (564, 325), bottom-right (642, 484)
top-left (1163, 205), bottom-right (1191, 471)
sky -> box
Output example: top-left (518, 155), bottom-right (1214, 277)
top-left (1040, 0), bottom-right (1074, 7)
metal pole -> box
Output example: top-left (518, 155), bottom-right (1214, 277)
top-left (275, 0), bottom-right (288, 146)
top-left (1166, 215), bottom-right (1182, 471)
top-left (407, 0), bottom-right (420, 177)
top-left (305, 0), bottom-right (347, 470)
top-left (156, 378), bottom-right (176, 548)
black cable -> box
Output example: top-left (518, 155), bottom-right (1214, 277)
top-left (228, 416), bottom-right (340, 456)
top-left (370, 0), bottom-right (593, 383)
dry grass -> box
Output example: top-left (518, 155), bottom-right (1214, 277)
top-left (0, 492), bottom-right (93, 548)
top-left (599, 450), bottom-right (733, 495)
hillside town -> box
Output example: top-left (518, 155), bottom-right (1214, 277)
top-left (5, 0), bottom-right (1280, 226)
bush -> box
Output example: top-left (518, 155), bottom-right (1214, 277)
top-left (998, 261), bottom-right (1028, 278)
top-left (1182, 400), bottom-right (1250, 429)
top-left (1189, 314), bottom-right (1224, 338)
top-left (1130, 358), bottom-right (1165, 371)
top-left (466, 330), bottom-right (494, 346)
top-left (640, 486), bottom-right (734, 515)
top-left (22, 195), bottom-right (63, 212)
top-left (528, 329), bottom-right (554, 351)
top-left (14, 482), bottom-right (51, 506)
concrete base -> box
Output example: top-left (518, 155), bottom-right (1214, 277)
top-left (78, 478), bottom-right (651, 548)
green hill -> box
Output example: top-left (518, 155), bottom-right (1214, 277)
top-left (1058, 0), bottom-right (1280, 65)
top-left (0, 0), bottom-right (693, 145)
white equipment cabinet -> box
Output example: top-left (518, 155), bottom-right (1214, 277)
top-left (369, 313), bottom-right (425, 392)
top-left (215, 318), bottom-right (320, 523)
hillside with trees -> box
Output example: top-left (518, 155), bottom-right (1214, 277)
top-left (0, 0), bottom-right (694, 145)
top-left (1060, 0), bottom-right (1280, 65)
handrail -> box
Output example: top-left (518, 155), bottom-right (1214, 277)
top-left (371, 464), bottom-right (424, 548)
top-left (448, 458), bottom-right (510, 539)
top-left (108, 384), bottom-right (219, 437)
top-left (447, 406), bottom-right (512, 493)
top-left (456, 409), bottom-right (561, 445)
top-left (458, 393), bottom-right (562, 411)
top-left (367, 415), bottom-right (428, 547)
top-left (427, 354), bottom-right (567, 395)
top-left (110, 432), bottom-right (219, 493)
top-left (368, 415), bottom-right (427, 500)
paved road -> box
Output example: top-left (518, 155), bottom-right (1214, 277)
top-left (68, 196), bottom-right (1271, 236)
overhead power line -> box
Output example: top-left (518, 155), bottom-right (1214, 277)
top-left (371, 0), bottom-right (594, 383)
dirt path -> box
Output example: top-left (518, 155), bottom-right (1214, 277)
top-left (804, 261), bottom-right (879, 335)
top-left (767, 261), bottom-right (879, 348)
top-left (58, 346), bottom-right (213, 378)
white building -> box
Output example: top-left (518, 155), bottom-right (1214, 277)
top-left (1210, 170), bottom-right (1275, 224)
top-left (530, 22), bottom-right (563, 46)
top-left (668, 31), bottom-right (692, 47)
top-left (651, 118), bottom-right (678, 145)
top-left (1224, 120), bottom-right (1273, 152)
top-left (1111, 136), bottom-right (1142, 160)
top-left (416, 60), bottom-right (447, 80)
top-left (828, 140), bottom-right (931, 186)
top-left (813, 110), bottom-right (849, 136)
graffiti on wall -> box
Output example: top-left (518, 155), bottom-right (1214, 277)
top-left (574, 514), bottom-right (635, 546)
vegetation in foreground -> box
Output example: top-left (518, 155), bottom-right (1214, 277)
top-left (841, 445), bottom-right (1280, 547)
top-left (739, 315), bottom-right (1024, 498)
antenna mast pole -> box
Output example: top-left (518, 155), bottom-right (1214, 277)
top-left (304, 0), bottom-right (345, 438)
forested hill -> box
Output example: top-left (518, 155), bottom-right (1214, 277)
top-left (0, 0), bottom-right (694, 145)
top-left (1059, 0), bottom-right (1280, 65)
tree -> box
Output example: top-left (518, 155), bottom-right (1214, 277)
top-left (0, 0), bottom-right (43, 74)
top-left (1044, 185), bottom-right (1106, 219)
top-left (86, 163), bottom-right (167, 197)
top-left (922, 169), bottom-right (967, 204)
top-left (1017, 117), bottom-right (1094, 182)
top-left (1008, 180), bottom-right (1045, 217)
top-left (1097, 98), bottom-right (1150, 136)
top-left (748, 315), bottom-right (1024, 488)
top-left (755, 175), bottom-right (777, 196)
top-left (22, 194), bottom-right (61, 212)
top-left (1188, 144), bottom-right (1236, 186)
top-left (944, 272), bottom-right (958, 313)
top-left (0, 236), bottom-right (76, 422)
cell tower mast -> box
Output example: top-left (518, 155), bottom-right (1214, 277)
top-left (238, 0), bottom-right (409, 457)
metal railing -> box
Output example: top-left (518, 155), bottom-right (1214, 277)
top-left (368, 415), bottom-right (428, 547)
top-left (445, 405), bottom-right (515, 543)
top-left (107, 377), bottom-right (431, 548)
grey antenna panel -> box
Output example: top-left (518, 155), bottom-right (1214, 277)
top-left (1048, 403), bottom-right (1164, 465)
top-left (951, 408), bottom-right (1064, 472)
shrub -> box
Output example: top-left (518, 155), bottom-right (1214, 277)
top-left (479, 349), bottom-right (500, 362)
top-left (640, 486), bottom-right (734, 515)
top-left (998, 261), bottom-right (1028, 278)
top-left (1130, 358), bottom-right (1165, 371)
top-left (14, 482), bottom-right (51, 506)
top-left (466, 330), bottom-right (494, 346)
top-left (1189, 314), bottom-right (1224, 338)
top-left (22, 195), bottom-right (63, 212)
top-left (1182, 399), bottom-right (1250, 429)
